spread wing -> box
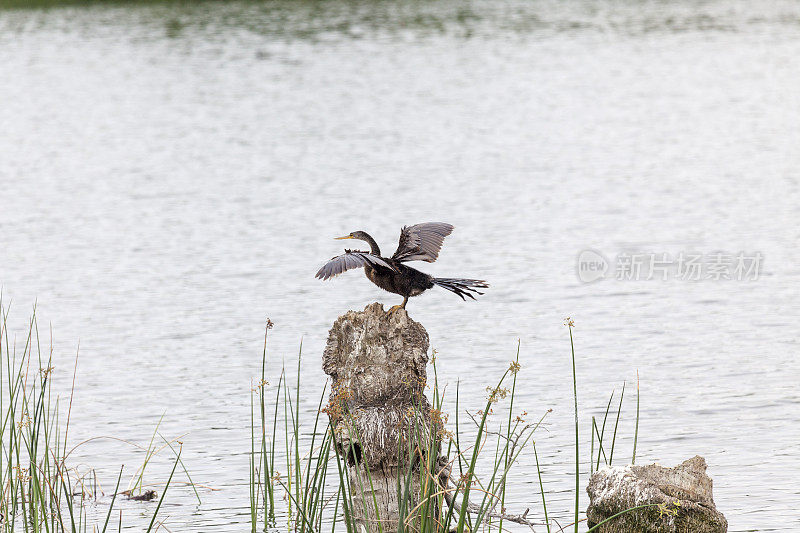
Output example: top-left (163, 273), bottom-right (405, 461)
top-left (391, 222), bottom-right (454, 263)
top-left (315, 250), bottom-right (396, 281)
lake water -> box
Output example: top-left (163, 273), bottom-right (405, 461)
top-left (1, 0), bottom-right (799, 530)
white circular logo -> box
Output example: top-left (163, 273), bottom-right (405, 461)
top-left (576, 250), bottom-right (609, 283)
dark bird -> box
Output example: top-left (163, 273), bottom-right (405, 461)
top-left (315, 222), bottom-right (488, 311)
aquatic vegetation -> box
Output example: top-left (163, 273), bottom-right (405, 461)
top-left (0, 302), bottom-right (183, 532)
top-left (249, 318), bottom-right (642, 532)
top-left (0, 300), bottom-right (643, 531)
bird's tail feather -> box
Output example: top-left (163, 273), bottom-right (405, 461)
top-left (431, 277), bottom-right (489, 301)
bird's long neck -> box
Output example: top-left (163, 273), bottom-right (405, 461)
top-left (361, 233), bottom-right (381, 256)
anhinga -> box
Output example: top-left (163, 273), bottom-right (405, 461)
top-left (315, 222), bottom-right (488, 311)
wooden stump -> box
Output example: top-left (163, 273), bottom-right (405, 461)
top-left (323, 303), bottom-right (439, 533)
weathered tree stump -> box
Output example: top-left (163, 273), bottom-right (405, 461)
top-left (586, 455), bottom-right (728, 532)
top-left (323, 303), bottom-right (439, 533)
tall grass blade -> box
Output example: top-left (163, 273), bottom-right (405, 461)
top-left (567, 321), bottom-right (579, 533)
top-left (632, 371), bottom-right (640, 465)
top-left (101, 466), bottom-right (124, 533)
top-left (145, 446), bottom-right (181, 533)
top-left (533, 442), bottom-right (550, 533)
top-left (609, 382), bottom-right (625, 465)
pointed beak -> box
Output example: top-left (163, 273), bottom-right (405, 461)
top-left (335, 235), bottom-right (353, 240)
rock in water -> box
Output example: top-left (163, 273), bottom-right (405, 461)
top-left (323, 302), bottom-right (438, 532)
top-left (586, 456), bottom-right (727, 532)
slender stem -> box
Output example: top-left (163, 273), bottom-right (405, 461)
top-left (586, 503), bottom-right (665, 532)
top-left (609, 382), bottom-right (625, 465)
top-left (597, 391), bottom-right (614, 470)
top-left (568, 324), bottom-right (579, 533)
top-left (145, 446), bottom-right (181, 532)
top-left (632, 370), bottom-right (640, 465)
top-left (101, 466), bottom-right (124, 533)
top-left (533, 442), bottom-right (551, 533)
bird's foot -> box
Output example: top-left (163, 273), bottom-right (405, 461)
top-left (387, 304), bottom-right (404, 314)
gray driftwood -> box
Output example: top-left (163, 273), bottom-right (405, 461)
top-left (323, 302), bottom-right (439, 532)
top-left (586, 455), bottom-right (727, 532)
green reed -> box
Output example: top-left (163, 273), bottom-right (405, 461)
top-left (0, 301), bottom-right (181, 532)
top-left (251, 319), bottom-right (643, 532)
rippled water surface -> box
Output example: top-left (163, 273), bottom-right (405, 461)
top-left (1, 0), bottom-right (799, 530)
